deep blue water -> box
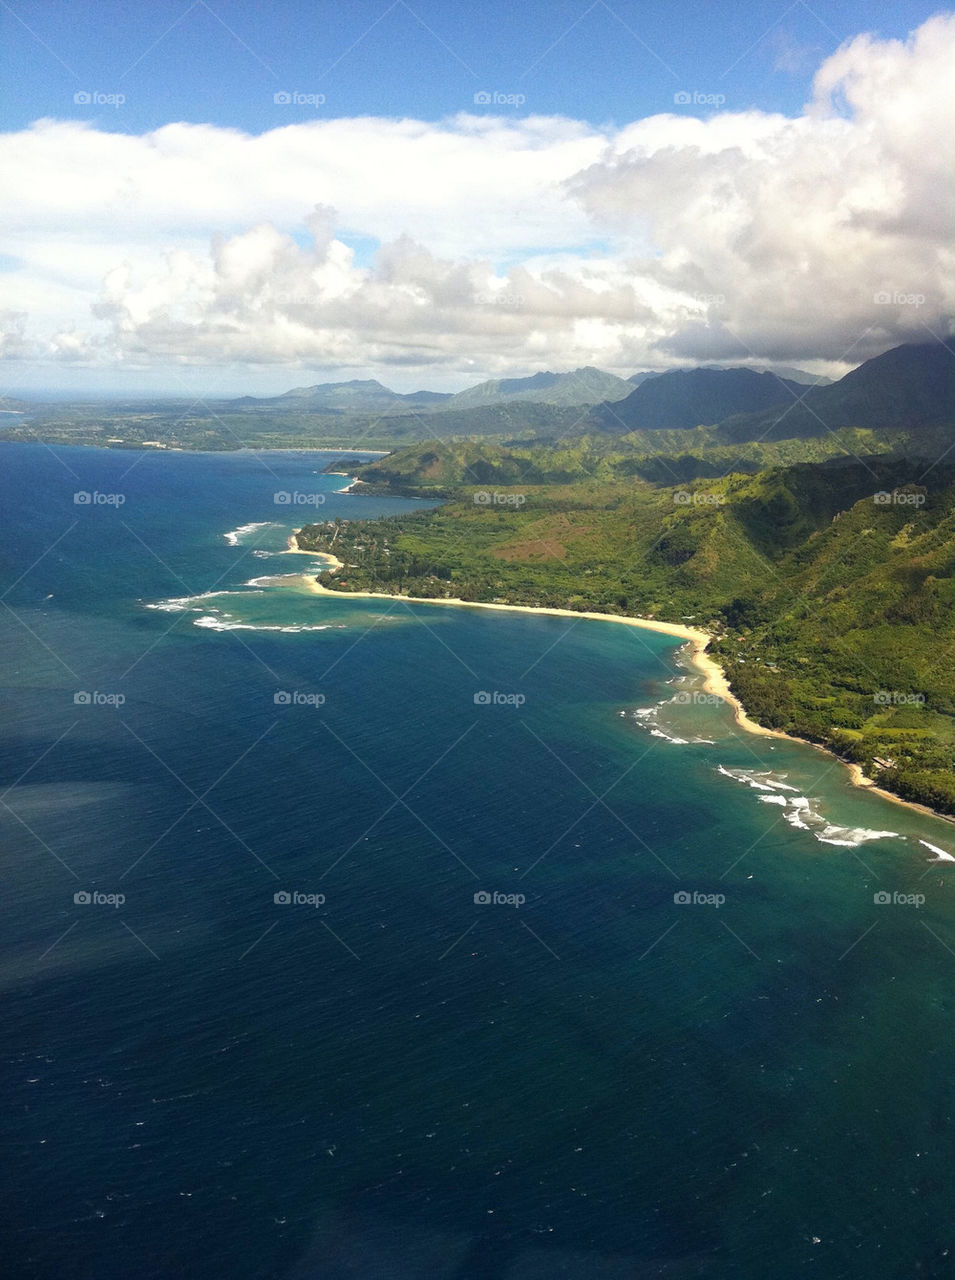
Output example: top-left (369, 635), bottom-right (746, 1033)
top-left (2, 443), bottom-right (955, 1279)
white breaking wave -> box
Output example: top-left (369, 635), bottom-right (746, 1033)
top-left (146, 591), bottom-right (250, 613)
top-left (626, 703), bottom-right (713, 745)
top-left (242, 572), bottom-right (321, 589)
top-left (810, 820), bottom-right (899, 848)
top-left (223, 521), bottom-right (271, 547)
top-left (649, 727), bottom-right (690, 745)
top-left (920, 839), bottom-right (955, 862)
top-left (148, 591), bottom-right (344, 632)
top-left (194, 615), bottom-right (339, 633)
top-left (718, 767), bottom-right (899, 848)
top-left (146, 562), bottom-right (355, 633)
top-left (243, 574), bottom-right (306, 588)
top-left (717, 765), bottom-right (800, 792)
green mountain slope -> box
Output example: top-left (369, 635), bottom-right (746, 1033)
top-left (717, 342), bottom-right (955, 442)
top-left (350, 421), bottom-right (933, 495)
top-left (232, 379), bottom-right (451, 414)
top-left (446, 366), bottom-right (634, 409)
top-left (593, 368), bottom-right (805, 431)
top-left (299, 454), bottom-right (955, 813)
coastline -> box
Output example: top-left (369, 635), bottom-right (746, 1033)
top-left (843, 761), bottom-right (949, 823)
top-left (298, 570), bottom-right (954, 827)
top-left (306, 580), bottom-right (781, 739)
top-left (284, 534), bottom-right (344, 569)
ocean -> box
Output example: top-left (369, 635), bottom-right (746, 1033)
top-left (2, 442), bottom-right (954, 1278)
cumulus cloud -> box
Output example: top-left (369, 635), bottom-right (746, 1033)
top-left (0, 311), bottom-right (35, 361)
top-left (569, 13), bottom-right (955, 364)
top-left (88, 215), bottom-right (656, 372)
top-left (0, 13), bottom-right (953, 383)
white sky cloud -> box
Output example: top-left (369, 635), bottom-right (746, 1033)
top-left (1, 13), bottom-right (953, 390)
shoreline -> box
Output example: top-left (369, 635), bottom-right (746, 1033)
top-left (298, 570), bottom-right (953, 828)
top-left (843, 761), bottom-right (950, 823)
top-left (303, 575), bottom-right (772, 723)
top-left (284, 535), bottom-right (344, 570)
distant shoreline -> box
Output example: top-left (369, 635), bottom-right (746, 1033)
top-left (296, 566), bottom-right (954, 828)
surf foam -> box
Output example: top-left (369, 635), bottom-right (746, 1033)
top-left (718, 767), bottom-right (899, 848)
top-left (223, 522), bottom-right (271, 547)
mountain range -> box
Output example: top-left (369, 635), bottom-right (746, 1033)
top-left (296, 341), bottom-right (955, 818)
top-left (231, 379), bottom-right (451, 415)
top-left (5, 343), bottom-right (950, 459)
top-left (716, 342), bottom-right (955, 442)
top-left (592, 368), bottom-right (808, 432)
top-left (443, 366), bottom-right (634, 409)
top-left (317, 342), bottom-right (954, 447)
top-left (229, 362), bottom-right (829, 422)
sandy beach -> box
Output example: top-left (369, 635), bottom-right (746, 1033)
top-left (284, 535), bottom-right (344, 570)
top-left (302, 575), bottom-right (786, 738)
top-left (292, 568), bottom-right (955, 825)
top-left (843, 761), bottom-right (950, 822)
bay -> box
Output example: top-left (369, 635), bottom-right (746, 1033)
top-left (1, 443), bottom-right (953, 1278)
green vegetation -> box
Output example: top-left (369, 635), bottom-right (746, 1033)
top-left (6, 341), bottom-right (951, 454)
top-left (445, 365), bottom-right (634, 409)
top-left (11, 343), bottom-right (955, 814)
top-left (717, 341), bottom-right (955, 442)
top-left (299, 454), bottom-right (955, 816)
top-left (0, 403), bottom-right (404, 452)
top-left (591, 366), bottom-right (808, 431)
top-left (347, 429), bottom-right (917, 496)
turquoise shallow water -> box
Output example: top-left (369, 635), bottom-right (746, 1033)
top-left (2, 443), bottom-right (955, 1279)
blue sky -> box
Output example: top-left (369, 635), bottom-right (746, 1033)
top-left (1, 0), bottom-right (938, 135)
top-left (0, 1), bottom-right (951, 395)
